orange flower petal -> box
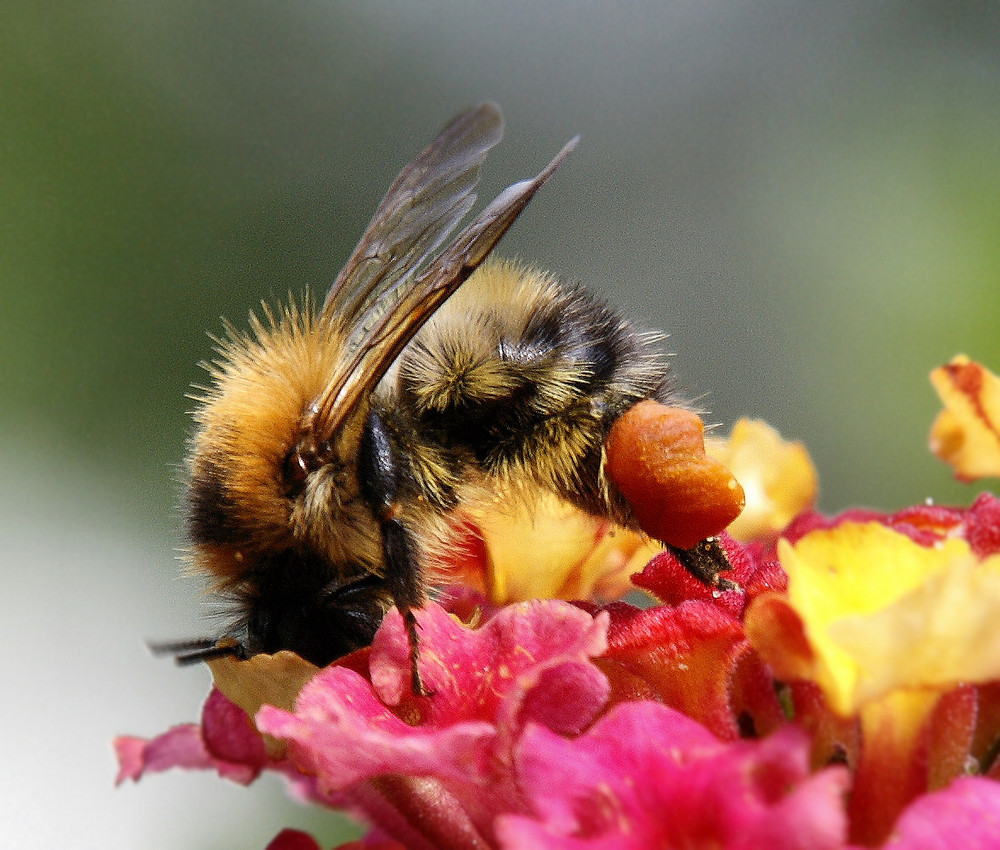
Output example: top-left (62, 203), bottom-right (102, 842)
top-left (929, 355), bottom-right (1000, 481)
top-left (743, 591), bottom-right (818, 684)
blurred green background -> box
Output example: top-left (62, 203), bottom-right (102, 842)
top-left (4, 3), bottom-right (1000, 847)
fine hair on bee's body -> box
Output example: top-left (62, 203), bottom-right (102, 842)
top-left (386, 259), bottom-right (672, 530)
top-left (177, 102), bottom-right (691, 695)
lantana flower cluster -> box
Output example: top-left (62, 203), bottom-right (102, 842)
top-left (117, 356), bottom-right (1000, 849)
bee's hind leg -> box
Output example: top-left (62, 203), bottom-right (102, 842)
top-left (359, 407), bottom-right (431, 697)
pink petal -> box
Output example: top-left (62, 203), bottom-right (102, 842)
top-left (496, 701), bottom-right (849, 850)
top-left (113, 720), bottom-right (261, 786)
top-left (255, 600), bottom-right (612, 847)
top-left (885, 777), bottom-right (1000, 849)
top-left (114, 689), bottom-right (267, 786)
top-left (256, 664), bottom-right (497, 789)
top-left (113, 725), bottom-right (210, 784)
top-left (368, 600), bottom-right (609, 737)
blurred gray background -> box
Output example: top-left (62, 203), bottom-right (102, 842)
top-left (4, 3), bottom-right (1000, 847)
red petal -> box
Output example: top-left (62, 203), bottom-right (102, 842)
top-left (965, 492), bottom-right (1000, 557)
top-left (602, 600), bottom-right (753, 739)
top-left (201, 687), bottom-right (267, 771)
top-left (928, 686), bottom-right (977, 791)
top-left (848, 691), bottom-right (942, 846)
top-left (267, 829), bottom-right (323, 850)
top-left (786, 681), bottom-right (860, 773)
top-left (632, 534), bottom-right (765, 618)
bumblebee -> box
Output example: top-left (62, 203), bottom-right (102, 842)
top-left (173, 103), bottom-right (733, 694)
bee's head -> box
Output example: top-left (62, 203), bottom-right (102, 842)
top-left (185, 301), bottom-right (380, 586)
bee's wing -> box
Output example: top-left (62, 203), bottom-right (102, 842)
top-left (321, 103), bottom-right (504, 329)
top-left (310, 131), bottom-right (578, 444)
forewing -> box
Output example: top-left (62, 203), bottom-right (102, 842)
top-left (321, 102), bottom-right (504, 328)
top-left (311, 135), bottom-right (579, 444)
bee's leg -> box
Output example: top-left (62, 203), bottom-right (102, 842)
top-left (667, 539), bottom-right (739, 591)
top-left (148, 637), bottom-right (248, 665)
top-left (359, 408), bottom-right (429, 696)
top-left (380, 519), bottom-right (429, 696)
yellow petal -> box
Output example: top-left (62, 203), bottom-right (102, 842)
top-left (830, 552), bottom-right (1000, 707)
top-left (705, 418), bottom-right (818, 542)
top-left (929, 355), bottom-right (1000, 481)
top-left (775, 522), bottom-right (996, 716)
top-left (470, 491), bottom-right (656, 604)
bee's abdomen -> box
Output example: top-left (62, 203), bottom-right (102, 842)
top-left (391, 260), bottom-right (672, 513)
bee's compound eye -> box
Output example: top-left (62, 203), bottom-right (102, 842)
top-left (282, 446), bottom-right (311, 495)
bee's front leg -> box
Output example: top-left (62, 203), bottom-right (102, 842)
top-left (667, 539), bottom-right (740, 591)
top-left (358, 407), bottom-right (430, 697)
